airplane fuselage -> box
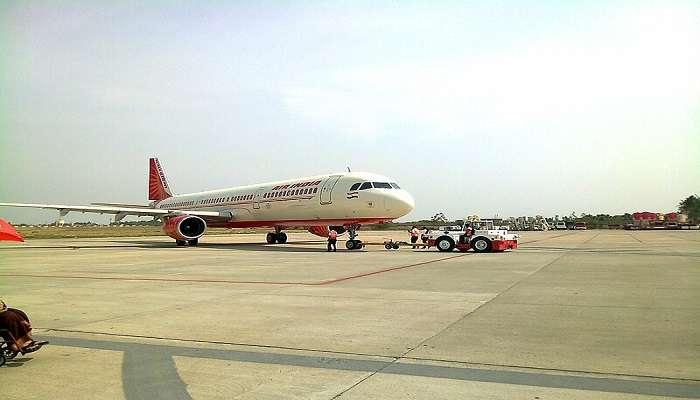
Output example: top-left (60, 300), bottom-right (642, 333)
top-left (154, 172), bottom-right (415, 228)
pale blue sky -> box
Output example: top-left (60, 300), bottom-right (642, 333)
top-left (1, 1), bottom-right (698, 223)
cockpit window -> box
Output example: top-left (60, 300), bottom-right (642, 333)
top-left (359, 182), bottom-right (372, 190)
top-left (390, 182), bottom-right (401, 189)
top-left (349, 183), bottom-right (361, 191)
top-left (372, 182), bottom-right (392, 189)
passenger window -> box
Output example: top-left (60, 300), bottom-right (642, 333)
top-left (350, 183), bottom-right (361, 191)
top-left (313, 188), bottom-right (318, 193)
top-left (373, 182), bottom-right (392, 189)
top-left (359, 182), bottom-right (372, 190)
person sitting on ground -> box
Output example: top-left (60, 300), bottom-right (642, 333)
top-left (0, 299), bottom-right (48, 354)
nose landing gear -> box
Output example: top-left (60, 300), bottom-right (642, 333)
top-left (345, 224), bottom-right (364, 250)
top-left (345, 240), bottom-right (363, 250)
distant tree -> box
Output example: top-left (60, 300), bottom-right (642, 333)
top-left (431, 213), bottom-right (448, 223)
top-left (679, 195), bottom-right (700, 222)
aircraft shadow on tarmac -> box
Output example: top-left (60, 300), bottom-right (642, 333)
top-left (0, 241), bottom-right (345, 253)
top-left (118, 240), bottom-right (348, 253)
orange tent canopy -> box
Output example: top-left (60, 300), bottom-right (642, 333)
top-left (0, 218), bottom-right (24, 242)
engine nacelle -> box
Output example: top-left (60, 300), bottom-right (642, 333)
top-left (163, 215), bottom-right (207, 241)
top-left (308, 225), bottom-right (347, 238)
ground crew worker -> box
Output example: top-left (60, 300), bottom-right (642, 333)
top-left (421, 226), bottom-right (431, 244)
top-left (327, 228), bottom-right (338, 252)
top-left (410, 225), bottom-right (420, 248)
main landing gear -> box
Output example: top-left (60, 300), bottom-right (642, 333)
top-left (345, 224), bottom-right (364, 250)
top-left (266, 227), bottom-right (288, 244)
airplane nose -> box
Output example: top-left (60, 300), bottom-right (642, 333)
top-left (386, 191), bottom-right (415, 217)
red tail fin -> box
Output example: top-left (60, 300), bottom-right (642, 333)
top-left (148, 158), bottom-right (173, 201)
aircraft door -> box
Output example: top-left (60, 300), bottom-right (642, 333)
top-left (320, 175), bottom-right (342, 205)
top-left (253, 188), bottom-right (266, 210)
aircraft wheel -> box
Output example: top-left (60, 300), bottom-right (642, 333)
top-left (266, 233), bottom-right (277, 244)
top-left (188, 239), bottom-right (198, 246)
top-left (385, 243), bottom-right (393, 250)
top-left (277, 232), bottom-right (288, 244)
top-left (392, 243), bottom-right (400, 250)
top-left (176, 240), bottom-right (187, 247)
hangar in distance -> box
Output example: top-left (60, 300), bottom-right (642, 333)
top-left (0, 158), bottom-right (415, 249)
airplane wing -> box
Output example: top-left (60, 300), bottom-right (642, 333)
top-left (0, 203), bottom-right (231, 220)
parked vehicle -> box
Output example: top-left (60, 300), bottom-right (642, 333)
top-left (427, 220), bottom-right (519, 253)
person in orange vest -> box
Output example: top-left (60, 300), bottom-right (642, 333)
top-left (327, 228), bottom-right (338, 252)
top-left (409, 225), bottom-right (420, 248)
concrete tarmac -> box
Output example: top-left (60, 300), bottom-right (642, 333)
top-left (0, 230), bottom-right (698, 399)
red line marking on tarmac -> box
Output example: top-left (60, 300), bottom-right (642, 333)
top-left (314, 253), bottom-right (470, 285)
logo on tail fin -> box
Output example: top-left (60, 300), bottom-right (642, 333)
top-left (149, 158), bottom-right (173, 201)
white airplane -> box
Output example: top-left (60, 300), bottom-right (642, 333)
top-left (0, 158), bottom-right (415, 249)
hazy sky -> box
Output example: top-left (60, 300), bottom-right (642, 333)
top-left (1, 1), bottom-right (698, 224)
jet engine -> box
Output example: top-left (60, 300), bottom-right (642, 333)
top-left (308, 225), bottom-right (347, 238)
top-left (163, 215), bottom-right (207, 241)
